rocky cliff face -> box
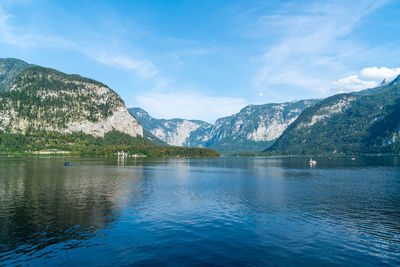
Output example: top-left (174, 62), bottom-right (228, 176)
top-left (0, 65), bottom-right (143, 137)
top-left (130, 100), bottom-right (318, 153)
top-left (129, 108), bottom-right (211, 146)
top-left (206, 100), bottom-right (318, 149)
top-left (267, 75), bottom-right (400, 155)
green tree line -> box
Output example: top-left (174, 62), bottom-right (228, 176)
top-left (0, 130), bottom-right (220, 158)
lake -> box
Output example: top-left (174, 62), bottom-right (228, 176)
top-left (0, 156), bottom-right (399, 266)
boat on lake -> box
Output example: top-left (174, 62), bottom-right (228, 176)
top-left (309, 158), bottom-right (317, 166)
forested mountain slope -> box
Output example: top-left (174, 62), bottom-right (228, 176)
top-left (266, 75), bottom-right (400, 155)
top-left (0, 58), bottom-right (33, 92)
top-left (0, 66), bottom-right (143, 137)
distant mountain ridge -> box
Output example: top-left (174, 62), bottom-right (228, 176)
top-left (130, 99), bottom-right (318, 153)
top-left (129, 107), bottom-right (213, 147)
top-left (205, 100), bottom-right (318, 153)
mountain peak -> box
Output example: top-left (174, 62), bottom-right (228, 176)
top-left (0, 58), bottom-right (33, 92)
top-left (390, 74), bottom-right (400, 85)
top-left (380, 79), bottom-right (389, 86)
top-left (0, 57), bottom-right (30, 65)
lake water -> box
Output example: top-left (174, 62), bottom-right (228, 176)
top-left (0, 156), bottom-right (399, 266)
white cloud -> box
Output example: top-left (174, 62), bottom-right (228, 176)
top-left (360, 67), bottom-right (400, 81)
top-left (135, 92), bottom-right (246, 123)
top-left (332, 66), bottom-right (400, 93)
top-left (332, 75), bottom-right (378, 92)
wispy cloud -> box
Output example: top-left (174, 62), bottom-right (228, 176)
top-left (136, 92), bottom-right (246, 123)
top-left (250, 0), bottom-right (392, 98)
top-left (0, 7), bottom-right (38, 47)
top-left (90, 52), bottom-right (158, 79)
top-left (0, 5), bottom-right (158, 79)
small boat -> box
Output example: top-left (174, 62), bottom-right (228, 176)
top-left (351, 158), bottom-right (356, 161)
top-left (64, 162), bottom-right (72, 166)
top-left (309, 158), bottom-right (317, 166)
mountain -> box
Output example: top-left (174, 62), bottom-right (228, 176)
top-left (356, 78), bottom-right (392, 96)
top-left (266, 75), bottom-right (400, 155)
top-left (0, 58), bottom-right (220, 158)
top-left (129, 108), bottom-right (213, 147)
top-left (0, 65), bottom-right (143, 138)
top-left (204, 100), bottom-right (319, 153)
top-left (143, 129), bottom-right (169, 146)
top-left (0, 58), bottom-right (33, 92)
top-left (130, 99), bottom-right (318, 154)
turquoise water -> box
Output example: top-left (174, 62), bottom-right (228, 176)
top-left (0, 156), bottom-right (399, 266)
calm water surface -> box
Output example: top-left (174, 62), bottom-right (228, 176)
top-left (0, 156), bottom-right (399, 266)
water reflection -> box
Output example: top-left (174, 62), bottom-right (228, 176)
top-left (0, 158), bottom-right (144, 264)
top-left (0, 156), bottom-right (399, 265)
top-left (125, 155), bottom-right (400, 171)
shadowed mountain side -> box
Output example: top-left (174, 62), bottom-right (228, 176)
top-left (266, 75), bottom-right (400, 155)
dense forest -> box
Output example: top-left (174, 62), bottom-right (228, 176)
top-left (0, 130), bottom-right (220, 158)
top-left (0, 66), bottom-right (123, 127)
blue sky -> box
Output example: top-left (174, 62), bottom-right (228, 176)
top-left (0, 0), bottom-right (399, 123)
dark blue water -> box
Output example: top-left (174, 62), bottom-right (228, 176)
top-left (0, 156), bottom-right (399, 266)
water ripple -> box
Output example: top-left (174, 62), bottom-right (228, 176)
top-left (0, 157), bottom-right (400, 266)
